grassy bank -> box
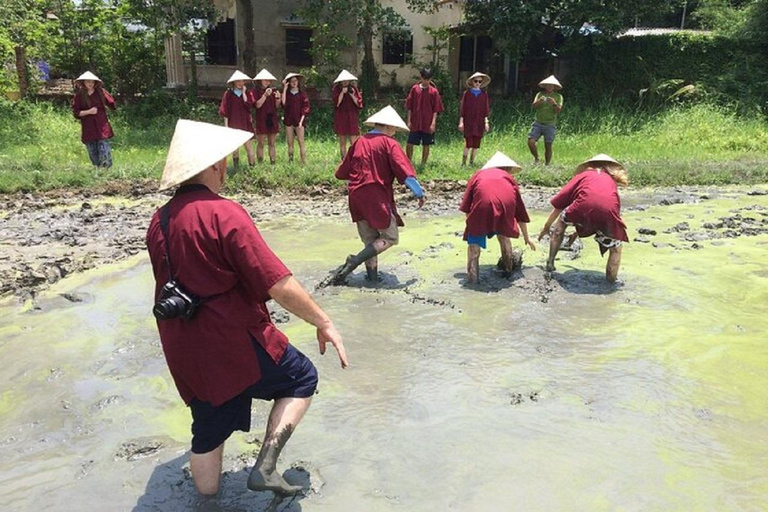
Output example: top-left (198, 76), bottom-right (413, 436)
top-left (0, 96), bottom-right (766, 194)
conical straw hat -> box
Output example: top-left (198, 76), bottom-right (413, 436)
top-left (481, 151), bottom-right (522, 172)
top-left (466, 72), bottom-right (491, 89)
top-left (75, 71), bottom-right (101, 84)
top-left (364, 105), bottom-right (409, 132)
top-left (226, 70), bottom-right (252, 84)
top-left (159, 120), bottom-right (254, 191)
top-left (284, 72), bottom-right (303, 82)
top-left (334, 70), bottom-right (358, 83)
top-left (575, 154), bottom-right (624, 173)
top-left (538, 75), bottom-right (562, 89)
top-left (253, 69), bottom-right (277, 81)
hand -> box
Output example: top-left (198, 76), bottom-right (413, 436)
top-left (537, 228), bottom-right (549, 241)
top-left (274, 91), bottom-right (281, 100)
top-left (418, 196), bottom-right (426, 208)
top-left (526, 238), bottom-right (537, 251)
top-left (429, 122), bottom-right (436, 134)
top-left (458, 121), bottom-right (464, 133)
top-left (484, 122), bottom-right (490, 133)
top-left (241, 85), bottom-right (248, 94)
top-left (317, 322), bottom-right (348, 368)
top-left (266, 88), bottom-right (272, 96)
top-left (342, 86), bottom-right (348, 93)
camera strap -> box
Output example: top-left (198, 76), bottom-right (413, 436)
top-left (159, 203), bottom-right (175, 281)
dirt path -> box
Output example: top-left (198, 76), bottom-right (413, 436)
top-left (1, 181), bottom-right (766, 301)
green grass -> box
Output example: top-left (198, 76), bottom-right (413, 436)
top-left (0, 96), bottom-right (766, 194)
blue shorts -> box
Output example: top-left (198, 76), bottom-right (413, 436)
top-left (528, 121), bottom-right (557, 143)
top-left (188, 340), bottom-right (318, 454)
top-left (407, 131), bottom-right (435, 146)
top-left (467, 233), bottom-right (495, 249)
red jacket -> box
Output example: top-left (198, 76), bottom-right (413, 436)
top-left (332, 84), bottom-right (363, 136)
top-left (253, 87), bottom-right (281, 134)
top-left (72, 89), bottom-right (116, 143)
top-left (146, 185), bottom-right (292, 406)
top-left (460, 168), bottom-right (530, 239)
top-left (219, 89), bottom-right (255, 132)
top-left (550, 169), bottom-right (629, 242)
top-left (460, 90), bottom-right (490, 138)
top-left (405, 83), bottom-right (444, 132)
top-left (335, 132), bottom-right (417, 229)
top-left (283, 90), bottom-right (310, 127)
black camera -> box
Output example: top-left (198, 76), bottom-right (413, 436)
top-left (153, 280), bottom-right (199, 321)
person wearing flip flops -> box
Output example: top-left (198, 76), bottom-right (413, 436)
top-left (218, 70), bottom-right (256, 168)
top-left (332, 69), bottom-right (364, 160)
top-left (538, 154), bottom-right (629, 283)
top-left (458, 72), bottom-right (491, 167)
top-left (324, 106), bottom-right (426, 286)
top-left (252, 69), bottom-right (281, 165)
top-left (460, 151), bottom-right (536, 284)
top-left (527, 75), bottom-right (563, 165)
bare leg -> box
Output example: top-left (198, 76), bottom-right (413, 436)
top-left (338, 135), bottom-right (347, 160)
top-left (296, 126), bottom-right (306, 165)
top-left (467, 244), bottom-right (481, 284)
top-left (268, 134), bottom-right (277, 164)
top-left (546, 218), bottom-right (566, 272)
top-left (462, 146), bottom-right (469, 166)
top-left (469, 148), bottom-right (477, 166)
top-left (244, 140), bottom-right (255, 166)
top-left (544, 142), bottom-right (553, 165)
top-left (527, 138), bottom-right (539, 163)
top-left (349, 135), bottom-right (359, 145)
top-left (256, 135), bottom-right (265, 162)
top-left (285, 127), bottom-right (295, 162)
top-left (421, 145), bottom-right (430, 165)
top-left (606, 245), bottom-right (622, 283)
top-left (231, 147), bottom-right (239, 169)
top-left (498, 235), bottom-right (514, 276)
top-left (406, 143), bottom-right (415, 161)
top-left (248, 397), bottom-right (312, 495)
top-left (191, 443), bottom-right (225, 496)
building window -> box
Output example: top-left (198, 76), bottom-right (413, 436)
top-left (459, 35), bottom-right (492, 72)
top-left (382, 32), bottom-right (413, 65)
top-left (286, 28), bottom-right (313, 67)
top-left (206, 19), bottom-right (236, 65)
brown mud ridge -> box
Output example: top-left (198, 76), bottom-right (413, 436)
top-left (1, 183), bottom-right (765, 301)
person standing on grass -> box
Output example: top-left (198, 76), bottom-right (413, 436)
top-left (282, 73), bottom-right (310, 165)
top-left (146, 120), bottom-right (348, 504)
top-left (219, 70), bottom-right (256, 169)
top-left (332, 70), bottom-right (364, 160)
top-left (538, 154), bottom-right (629, 283)
top-left (252, 69), bottom-right (281, 165)
top-left (72, 71), bottom-right (116, 168)
top-left (527, 75), bottom-right (563, 165)
top-left (459, 72), bottom-right (491, 167)
top-left (323, 106), bottom-right (426, 286)
top-left (405, 67), bottom-right (444, 166)
top-left (460, 151), bottom-right (536, 284)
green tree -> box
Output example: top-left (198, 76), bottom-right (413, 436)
top-left (0, 0), bottom-right (56, 97)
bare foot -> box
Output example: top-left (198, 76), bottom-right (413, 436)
top-left (545, 262), bottom-right (556, 272)
top-left (247, 466), bottom-right (303, 496)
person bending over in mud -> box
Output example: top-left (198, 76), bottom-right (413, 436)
top-left (146, 120), bottom-right (347, 505)
top-left (324, 106), bottom-right (426, 286)
top-left (460, 151), bottom-right (536, 284)
top-left (538, 154), bottom-right (629, 283)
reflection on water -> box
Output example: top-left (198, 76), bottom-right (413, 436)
top-left (0, 193), bottom-right (766, 511)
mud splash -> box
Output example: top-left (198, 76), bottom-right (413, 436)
top-left (0, 187), bottom-right (766, 511)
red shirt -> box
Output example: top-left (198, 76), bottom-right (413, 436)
top-left (405, 83), bottom-right (444, 132)
top-left (219, 89), bottom-right (254, 132)
top-left (72, 89), bottom-right (116, 143)
top-left (460, 168), bottom-right (530, 239)
top-left (283, 90), bottom-right (310, 127)
top-left (146, 185), bottom-right (292, 406)
top-left (253, 87), bottom-right (281, 134)
top-left (332, 84), bottom-right (363, 136)
top-left (460, 90), bottom-right (490, 138)
top-left (335, 132), bottom-right (417, 229)
top-left (550, 169), bottom-right (629, 241)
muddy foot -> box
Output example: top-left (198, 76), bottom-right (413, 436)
top-left (317, 256), bottom-right (355, 288)
top-left (544, 262), bottom-right (556, 273)
top-left (248, 467), bottom-right (303, 496)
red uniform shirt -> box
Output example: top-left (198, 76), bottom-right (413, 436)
top-left (460, 90), bottom-right (490, 138)
top-left (550, 169), bottom-right (629, 241)
top-left (218, 89), bottom-right (254, 132)
top-left (146, 185), bottom-right (292, 406)
top-left (283, 90), bottom-right (310, 127)
top-left (332, 84), bottom-right (363, 136)
top-left (253, 87), bottom-right (281, 134)
top-left (335, 132), bottom-right (417, 229)
top-left (72, 89), bottom-right (116, 143)
top-left (405, 83), bottom-right (444, 132)
top-left (460, 168), bottom-right (530, 239)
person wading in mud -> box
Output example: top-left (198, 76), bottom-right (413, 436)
top-left (460, 151), bottom-right (536, 284)
top-left (146, 120), bottom-right (348, 504)
top-left (324, 106), bottom-right (426, 286)
top-left (538, 154), bottom-right (629, 283)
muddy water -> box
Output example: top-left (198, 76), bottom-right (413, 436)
top-left (0, 190), bottom-right (766, 511)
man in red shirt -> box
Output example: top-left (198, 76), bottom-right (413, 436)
top-left (146, 120), bottom-right (348, 502)
top-left (324, 106), bottom-right (426, 286)
top-left (538, 154), bottom-right (629, 283)
top-left (405, 68), bottom-right (444, 165)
